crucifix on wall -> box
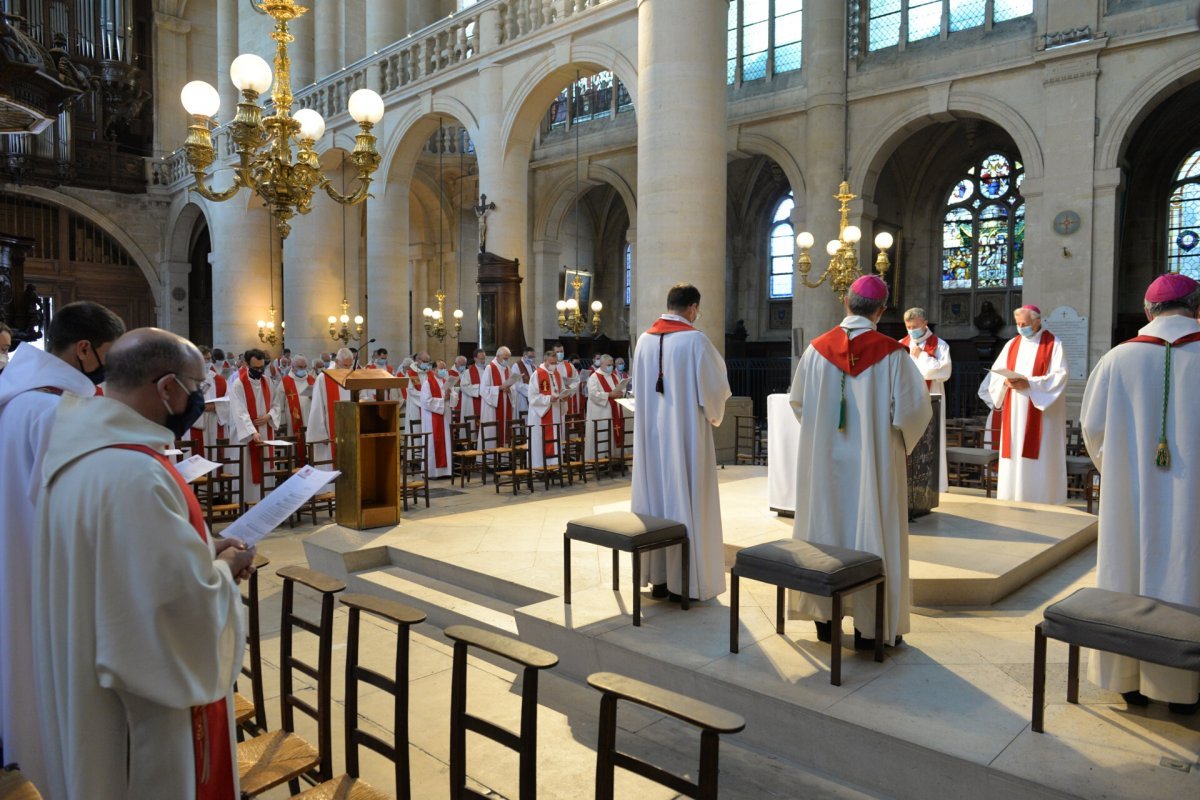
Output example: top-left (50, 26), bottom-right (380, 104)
top-left (473, 193), bottom-right (497, 253)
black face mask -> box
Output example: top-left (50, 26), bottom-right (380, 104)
top-left (162, 380), bottom-right (207, 439)
top-left (79, 341), bottom-right (105, 386)
top-left (248, 367), bottom-right (264, 381)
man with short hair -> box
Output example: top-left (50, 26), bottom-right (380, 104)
top-left (459, 348), bottom-right (487, 426)
top-left (228, 348), bottom-right (276, 503)
top-left (480, 346), bottom-right (518, 446)
top-left (984, 304), bottom-right (1069, 504)
top-left (632, 284), bottom-right (732, 602)
top-left (273, 354), bottom-right (315, 465)
top-left (790, 275), bottom-right (931, 647)
top-left (307, 347), bottom-right (356, 464)
top-left (1081, 273), bottom-right (1200, 715)
top-left (585, 354), bottom-right (627, 461)
top-left (0, 321), bottom-right (11, 373)
top-left (513, 346), bottom-right (536, 415)
top-left (553, 342), bottom-right (583, 418)
top-left (527, 349), bottom-right (568, 469)
top-left (0, 300), bottom-right (125, 789)
top-left (900, 307), bottom-right (952, 492)
top-left (33, 327), bottom-right (254, 800)
top-left (419, 360), bottom-right (460, 478)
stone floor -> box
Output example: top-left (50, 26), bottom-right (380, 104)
top-left (242, 466), bottom-right (1200, 799)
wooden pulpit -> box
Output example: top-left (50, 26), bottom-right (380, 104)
top-left (323, 368), bottom-right (410, 530)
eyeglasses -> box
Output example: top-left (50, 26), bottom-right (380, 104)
top-left (154, 373), bottom-right (210, 394)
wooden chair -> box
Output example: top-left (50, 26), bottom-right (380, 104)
top-left (233, 553), bottom-right (271, 739)
top-left (734, 416), bottom-right (767, 466)
top-left (494, 421), bottom-right (534, 495)
top-left (530, 421), bottom-right (565, 491)
top-left (200, 440), bottom-right (243, 530)
top-left (294, 441), bottom-right (336, 525)
top-left (478, 420), bottom-right (511, 483)
top-left (401, 432), bottom-right (430, 511)
top-left (237, 567), bottom-right (345, 797)
top-left (451, 420), bottom-right (485, 487)
top-left (295, 594), bottom-right (427, 800)
top-left (586, 418), bottom-right (615, 480)
top-left (561, 417), bottom-right (589, 486)
top-left (617, 414), bottom-right (634, 476)
top-left (444, 625), bottom-right (558, 800)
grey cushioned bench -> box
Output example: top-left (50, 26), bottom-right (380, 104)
top-left (564, 512), bottom-right (690, 627)
top-left (1033, 587), bottom-right (1200, 732)
top-left (729, 539), bottom-right (885, 686)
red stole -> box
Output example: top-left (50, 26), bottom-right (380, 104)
top-left (488, 362), bottom-right (513, 446)
top-left (595, 371), bottom-right (624, 447)
top-left (94, 385), bottom-right (104, 396)
top-left (466, 364), bottom-right (484, 419)
top-left (189, 374), bottom-right (228, 452)
top-left (109, 444), bottom-right (235, 800)
top-left (426, 375), bottom-right (449, 469)
top-left (646, 318), bottom-right (698, 393)
top-left (238, 373), bottom-right (272, 484)
top-left (900, 333), bottom-right (940, 389)
top-left (559, 362), bottom-right (580, 416)
top-left (1000, 331), bottom-right (1056, 461)
top-left (281, 374), bottom-right (310, 466)
top-left (535, 366), bottom-right (560, 458)
top-left (322, 373), bottom-right (341, 460)
top-left (1122, 332), bottom-right (1200, 347)
top-left (811, 327), bottom-right (907, 376)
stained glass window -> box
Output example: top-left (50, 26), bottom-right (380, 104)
top-left (941, 153), bottom-right (1025, 291)
top-left (1167, 149), bottom-right (1200, 280)
top-left (769, 193), bottom-right (795, 299)
top-left (868, 0), bottom-right (1032, 51)
top-left (624, 242), bottom-right (632, 307)
top-left (727, 1), bottom-right (803, 84)
top-left (727, 1), bottom-right (738, 85)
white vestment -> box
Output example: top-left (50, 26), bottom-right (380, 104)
top-left (985, 331), bottom-right (1069, 504)
top-left (459, 362), bottom-right (486, 427)
top-left (419, 374), bottom-right (460, 478)
top-left (405, 369), bottom-right (424, 433)
top-left (527, 365), bottom-right (565, 468)
top-left (271, 372), bottom-right (315, 438)
top-left (977, 375), bottom-right (998, 448)
top-left (904, 331), bottom-right (952, 492)
top-left (193, 370), bottom-right (231, 452)
top-left (584, 371), bottom-right (621, 461)
top-left (480, 360), bottom-right (517, 446)
top-left (33, 394), bottom-right (244, 800)
top-left (228, 373), bottom-right (274, 503)
top-left (632, 314), bottom-right (732, 601)
top-left (0, 346), bottom-right (97, 791)
top-left (306, 372), bottom-right (353, 466)
top-left (1081, 314), bottom-right (1200, 703)
top-left (790, 316), bottom-right (932, 644)
top-left (513, 358), bottom-right (534, 415)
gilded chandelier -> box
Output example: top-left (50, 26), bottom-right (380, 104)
top-left (257, 306), bottom-right (283, 346)
top-left (557, 274), bottom-right (602, 336)
top-left (796, 181), bottom-right (894, 300)
top-left (328, 299), bottom-right (364, 344)
top-left (423, 290), bottom-right (464, 342)
top-left (178, 0), bottom-right (383, 240)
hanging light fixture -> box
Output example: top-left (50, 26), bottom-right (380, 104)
top-left (178, 0), bottom-right (383, 240)
top-left (558, 71), bottom-right (602, 337)
top-left (258, 207), bottom-right (284, 346)
top-left (794, 181), bottom-right (894, 301)
top-left (423, 119), bottom-right (463, 342)
top-left (328, 153), bottom-right (365, 343)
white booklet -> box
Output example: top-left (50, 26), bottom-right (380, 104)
top-left (987, 368), bottom-right (1025, 381)
top-left (616, 397), bottom-right (636, 414)
top-left (176, 454), bottom-right (222, 483)
top-left (262, 439), bottom-right (293, 447)
top-left (222, 466), bottom-right (341, 546)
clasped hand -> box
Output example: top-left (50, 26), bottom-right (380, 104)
top-left (215, 537), bottom-right (257, 583)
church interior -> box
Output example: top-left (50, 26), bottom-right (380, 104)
top-left (1, 1), bottom-right (1200, 798)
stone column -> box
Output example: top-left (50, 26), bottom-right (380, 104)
top-left (289, 3), bottom-right (316, 89)
top-left (367, 186), bottom-right (412, 358)
top-left (208, 199), bottom-right (271, 354)
top-left (152, 12), bottom-right (191, 155)
top-left (624, 226), bottom-right (636, 342)
top-left (367, 0), bottom-right (408, 53)
top-left (160, 259), bottom-right (191, 336)
top-left (407, 0), bottom-right (440, 34)
top-left (315, 0), bottom-right (342, 80)
top-left (531, 239), bottom-right (564, 350)
top-left (283, 188), bottom-right (351, 361)
top-left (635, 0), bottom-right (728, 349)
top-left (794, 0), bottom-right (848, 345)
top-left (1088, 168), bottom-right (1123, 364)
top-left (216, 0), bottom-right (239, 119)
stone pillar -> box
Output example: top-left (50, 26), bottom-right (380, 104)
top-left (635, 0), bottom-right (728, 349)
top-left (152, 12), bottom-right (191, 155)
top-left (367, 186), bottom-right (412, 359)
top-left (794, 0), bottom-right (848, 345)
top-left (209, 199), bottom-right (271, 354)
top-left (315, 0), bottom-right (342, 79)
top-left (624, 226), bottom-right (636, 342)
top-left (367, 0), bottom-right (407, 52)
top-left (407, 0), bottom-right (440, 34)
top-left (160, 260), bottom-right (191, 336)
top-left (216, 0), bottom-right (239, 120)
top-left (531, 239), bottom-right (564, 350)
top-left (283, 188), bottom-right (351, 361)
top-left (1088, 168), bottom-right (1124, 363)
top-left (289, 3), bottom-right (316, 89)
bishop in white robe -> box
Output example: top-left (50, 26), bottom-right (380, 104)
top-left (527, 353), bottom-right (567, 468)
top-left (228, 357), bottom-right (275, 504)
top-left (901, 308), bottom-right (952, 492)
top-left (1081, 273), bottom-right (1200, 709)
top-left (984, 305), bottom-right (1069, 504)
top-left (419, 366), bottom-right (460, 478)
top-left (790, 276), bottom-right (931, 645)
top-left (480, 348), bottom-right (518, 446)
top-left (632, 286), bottom-right (732, 602)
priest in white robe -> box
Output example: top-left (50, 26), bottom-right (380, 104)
top-left (632, 284), bottom-right (732, 602)
top-left (419, 362), bottom-right (460, 478)
top-left (272, 355), bottom-right (315, 465)
top-left (513, 347), bottom-right (536, 415)
top-left (405, 353), bottom-right (431, 433)
top-left (480, 346), bottom-right (518, 447)
top-left (459, 348), bottom-right (487, 430)
top-left (32, 328), bottom-right (253, 800)
top-left (228, 348), bottom-right (276, 504)
top-left (306, 348), bottom-right (356, 466)
top-left (790, 276), bottom-right (931, 646)
top-left (585, 354), bottom-right (627, 461)
top-left (552, 343), bottom-right (583, 420)
top-left (984, 304), bottom-right (1069, 504)
top-left (1082, 273), bottom-right (1200, 713)
top-left (527, 350), bottom-right (567, 468)
top-left (901, 307), bottom-right (952, 492)
top-left (0, 301), bottom-right (124, 792)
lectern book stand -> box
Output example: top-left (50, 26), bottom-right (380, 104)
top-left (323, 368), bottom-right (410, 530)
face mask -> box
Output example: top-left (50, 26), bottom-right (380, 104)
top-left (0, 352), bottom-right (8, 368)
top-left (248, 367), bottom-right (264, 380)
top-left (554, 352), bottom-right (564, 361)
top-left (162, 377), bottom-right (206, 439)
top-left (374, 360), bottom-right (387, 368)
top-left (419, 362), bottom-right (430, 371)
top-left (602, 365), bottom-right (613, 374)
top-left (438, 368), bottom-right (448, 378)
top-left (907, 327), bottom-right (927, 340)
top-left (78, 342), bottom-right (106, 386)
top-left (593, 358), bottom-right (601, 365)
top-left (293, 368), bottom-right (308, 378)
top-left (1018, 325), bottom-right (1036, 339)
top-left (203, 359), bottom-right (212, 370)
top-left (616, 362), bottom-right (625, 371)
top-left (524, 356), bottom-right (533, 365)
top-left (499, 358), bottom-right (508, 367)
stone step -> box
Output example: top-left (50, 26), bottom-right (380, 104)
top-left (349, 565), bottom-right (520, 637)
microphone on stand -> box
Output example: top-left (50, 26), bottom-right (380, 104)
top-left (351, 338), bottom-right (377, 372)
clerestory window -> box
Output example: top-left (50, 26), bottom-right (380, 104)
top-left (727, 0), bottom-right (803, 86)
top-left (867, 0), bottom-right (1032, 52)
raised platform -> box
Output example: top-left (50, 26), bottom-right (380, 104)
top-left (300, 468), bottom-right (1197, 800)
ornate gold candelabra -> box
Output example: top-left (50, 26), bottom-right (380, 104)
top-left (178, 0), bottom-right (383, 240)
top-left (327, 299), bottom-right (363, 344)
top-left (423, 289), bottom-right (464, 342)
top-left (257, 306), bottom-right (283, 346)
top-left (557, 273), bottom-right (602, 336)
top-left (796, 181), bottom-right (894, 300)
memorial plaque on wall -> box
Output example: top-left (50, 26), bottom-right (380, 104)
top-left (907, 396), bottom-right (941, 518)
top-left (1045, 306), bottom-right (1088, 380)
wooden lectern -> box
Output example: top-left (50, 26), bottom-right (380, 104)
top-left (323, 368), bottom-right (410, 530)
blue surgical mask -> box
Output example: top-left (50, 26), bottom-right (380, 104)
top-left (907, 327), bottom-right (927, 340)
top-left (438, 368), bottom-right (448, 378)
top-left (616, 362), bottom-right (625, 371)
top-left (602, 365), bottom-right (613, 374)
top-left (293, 368), bottom-right (308, 378)
top-left (1018, 325), bottom-right (1036, 339)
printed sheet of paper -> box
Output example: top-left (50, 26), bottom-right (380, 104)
top-left (262, 439), bottom-right (293, 447)
top-left (221, 466), bottom-right (341, 547)
top-left (207, 395), bottom-right (230, 403)
top-left (987, 368), bottom-right (1025, 381)
top-left (176, 454), bottom-right (221, 483)
top-left (616, 397), bottom-right (635, 414)
top-left (503, 371), bottom-right (520, 388)
top-left (615, 378), bottom-right (630, 393)
top-left (162, 448), bottom-right (184, 457)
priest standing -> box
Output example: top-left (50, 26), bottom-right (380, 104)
top-left (419, 360), bottom-right (460, 478)
top-left (459, 348), bottom-right (487, 429)
top-left (307, 347), bottom-right (356, 465)
top-left (632, 284), bottom-right (732, 603)
top-left (900, 307), bottom-right (952, 491)
top-left (513, 346), bottom-right (536, 415)
top-left (527, 349), bottom-right (567, 468)
top-left (480, 346), bottom-right (517, 446)
top-left (1081, 273), bottom-right (1200, 715)
top-left (0, 301), bottom-right (125, 793)
top-left (273, 354), bottom-right (315, 465)
top-left (790, 275), bottom-right (931, 647)
top-left (585, 354), bottom-right (627, 461)
top-left (228, 348), bottom-right (275, 504)
top-left (984, 304), bottom-right (1069, 504)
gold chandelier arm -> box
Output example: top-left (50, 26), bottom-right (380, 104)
top-left (190, 169), bottom-right (245, 203)
top-left (323, 177), bottom-right (373, 206)
top-left (799, 271), bottom-right (829, 289)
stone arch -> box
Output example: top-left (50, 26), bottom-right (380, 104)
top-left (376, 96), bottom-right (483, 195)
top-left (5, 185), bottom-right (162, 304)
top-left (538, 162), bottom-right (636, 241)
top-left (1097, 50), bottom-right (1200, 171)
top-left (735, 132), bottom-right (806, 201)
top-left (166, 201), bottom-right (210, 264)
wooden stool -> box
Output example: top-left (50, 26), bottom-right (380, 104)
top-left (730, 539), bottom-right (885, 686)
top-left (233, 552), bottom-right (271, 737)
top-left (588, 671), bottom-right (744, 800)
top-left (444, 625), bottom-right (558, 800)
top-left (564, 512), bottom-right (690, 627)
top-left (1033, 587), bottom-right (1200, 733)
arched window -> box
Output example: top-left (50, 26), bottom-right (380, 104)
top-left (940, 153), bottom-right (1025, 296)
top-left (624, 242), bottom-right (632, 307)
top-left (769, 192), bottom-right (794, 299)
top-left (1168, 149), bottom-right (1200, 279)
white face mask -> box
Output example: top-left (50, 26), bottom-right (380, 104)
top-left (907, 327), bottom-right (927, 340)
top-left (0, 351), bottom-right (8, 368)
top-left (293, 368), bottom-right (308, 377)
